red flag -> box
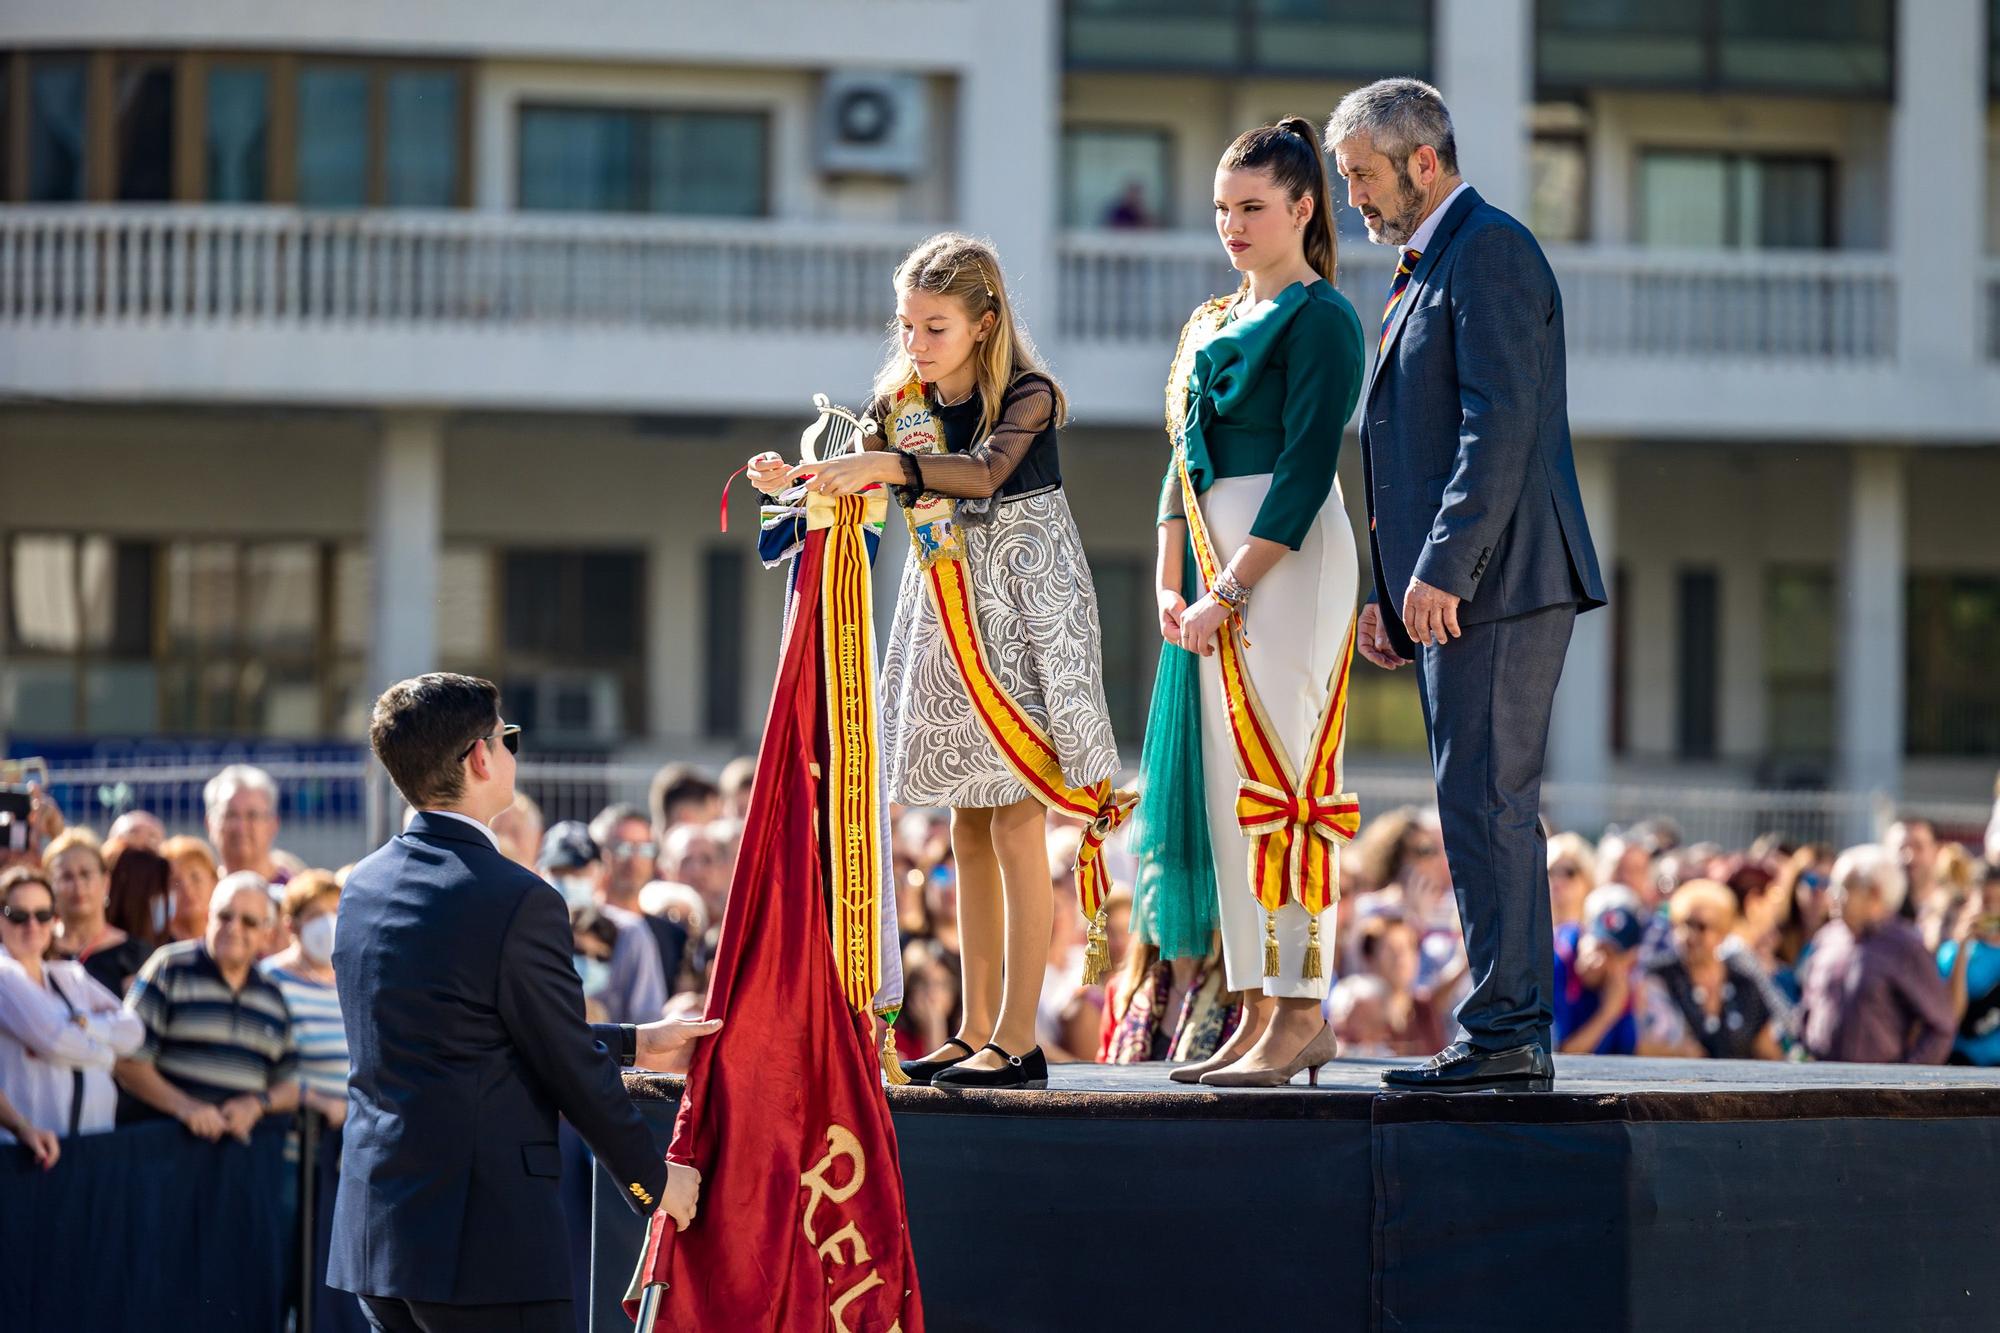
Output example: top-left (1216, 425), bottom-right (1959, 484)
top-left (627, 530), bottom-right (924, 1332)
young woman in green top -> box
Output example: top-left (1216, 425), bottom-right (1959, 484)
top-left (1138, 118), bottom-right (1367, 1086)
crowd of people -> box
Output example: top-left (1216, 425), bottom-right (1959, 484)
top-left (7, 762), bottom-right (2000, 1173)
top-left (3, 752), bottom-right (1999, 1324)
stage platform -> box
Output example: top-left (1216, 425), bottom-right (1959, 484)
top-left (592, 1056), bottom-right (2000, 1332)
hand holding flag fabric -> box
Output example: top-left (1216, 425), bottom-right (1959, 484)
top-left (633, 1017), bottom-right (723, 1072)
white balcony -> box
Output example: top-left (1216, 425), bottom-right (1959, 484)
top-left (0, 206), bottom-right (922, 414)
top-left (3, 207), bottom-right (1997, 440)
top-left (0, 0), bottom-right (977, 70)
top-left (1060, 231), bottom-right (1999, 440)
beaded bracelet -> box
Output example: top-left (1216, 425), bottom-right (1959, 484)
top-left (1212, 570), bottom-right (1253, 611)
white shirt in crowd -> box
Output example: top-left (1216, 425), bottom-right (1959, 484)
top-left (0, 955), bottom-right (145, 1141)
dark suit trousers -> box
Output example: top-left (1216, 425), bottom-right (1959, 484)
top-left (1414, 601), bottom-right (1576, 1055)
top-left (360, 1295), bottom-right (573, 1333)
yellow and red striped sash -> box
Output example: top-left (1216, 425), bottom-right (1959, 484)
top-left (808, 491), bottom-right (890, 1016)
top-left (886, 375), bottom-right (1137, 983)
top-left (1170, 312), bottom-right (1359, 979)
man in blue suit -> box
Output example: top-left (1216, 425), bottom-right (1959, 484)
top-left (332, 673), bottom-right (718, 1332)
top-left (1328, 79), bottom-right (1606, 1093)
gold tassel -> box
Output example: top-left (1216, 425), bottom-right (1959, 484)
top-left (877, 1010), bottom-right (910, 1087)
top-left (1302, 916), bottom-right (1323, 981)
top-left (1263, 910), bottom-right (1281, 978)
top-left (1081, 908), bottom-right (1110, 986)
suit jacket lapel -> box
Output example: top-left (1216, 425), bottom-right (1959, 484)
top-left (1365, 186), bottom-right (1484, 408)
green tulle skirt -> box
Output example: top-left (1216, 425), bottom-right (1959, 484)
top-left (1129, 556), bottom-right (1220, 961)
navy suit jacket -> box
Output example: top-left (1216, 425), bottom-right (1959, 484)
top-left (329, 813), bottom-right (668, 1306)
top-left (1359, 187), bottom-right (1606, 658)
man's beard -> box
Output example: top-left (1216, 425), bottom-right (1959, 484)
top-left (1365, 168), bottom-right (1425, 246)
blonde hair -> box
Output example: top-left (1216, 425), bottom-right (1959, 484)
top-left (872, 232), bottom-right (1067, 444)
top-left (1668, 879), bottom-right (1738, 931)
top-left (42, 827), bottom-right (105, 873)
top-left (160, 835), bottom-right (219, 883)
top-left (282, 869), bottom-right (341, 921)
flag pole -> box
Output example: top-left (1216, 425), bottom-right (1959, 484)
top-left (633, 1281), bottom-right (669, 1331)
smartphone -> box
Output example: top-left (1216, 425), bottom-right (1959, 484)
top-left (0, 788), bottom-right (31, 854)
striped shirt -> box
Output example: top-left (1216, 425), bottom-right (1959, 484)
top-left (124, 940), bottom-right (297, 1105)
top-left (260, 961), bottom-right (349, 1100)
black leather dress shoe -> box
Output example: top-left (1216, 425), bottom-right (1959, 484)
top-left (1380, 1041), bottom-right (1553, 1093)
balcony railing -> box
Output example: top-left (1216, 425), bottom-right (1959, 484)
top-left (0, 206), bottom-right (919, 337)
top-left (1058, 229), bottom-right (1898, 362)
top-left (1057, 228), bottom-right (1395, 343)
top-left (1554, 246), bottom-right (1896, 362)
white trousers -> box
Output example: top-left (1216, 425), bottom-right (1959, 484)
top-left (1196, 475), bottom-right (1359, 1001)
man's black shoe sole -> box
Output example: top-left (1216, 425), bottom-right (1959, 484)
top-left (1379, 1074), bottom-right (1554, 1094)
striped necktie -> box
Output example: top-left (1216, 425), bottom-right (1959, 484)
top-left (1379, 248), bottom-right (1421, 354)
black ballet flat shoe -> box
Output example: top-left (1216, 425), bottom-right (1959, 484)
top-left (899, 1036), bottom-right (976, 1086)
top-left (929, 1043), bottom-right (1049, 1091)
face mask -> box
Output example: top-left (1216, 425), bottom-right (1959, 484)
top-left (573, 953), bottom-right (611, 997)
top-left (557, 875), bottom-right (597, 910)
top-left (300, 915), bottom-right (337, 965)
top-left (150, 895), bottom-right (171, 936)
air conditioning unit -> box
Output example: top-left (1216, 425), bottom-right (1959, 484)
top-left (817, 71), bottom-right (927, 178)
top-left (505, 670), bottom-right (624, 744)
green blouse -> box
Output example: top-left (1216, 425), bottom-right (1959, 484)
top-left (1158, 279), bottom-right (1366, 550)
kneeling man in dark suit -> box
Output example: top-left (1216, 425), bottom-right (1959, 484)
top-left (331, 673), bottom-right (718, 1333)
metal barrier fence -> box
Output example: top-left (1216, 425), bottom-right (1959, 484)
top-left (28, 753), bottom-right (1989, 870)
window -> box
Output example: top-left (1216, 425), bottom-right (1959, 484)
top-left (295, 62), bottom-right (465, 208)
top-left (114, 57), bottom-right (176, 201)
top-left (702, 548), bottom-right (747, 739)
top-left (383, 70), bottom-right (462, 208)
top-left (518, 106), bottom-right (769, 217)
top-left (5, 52), bottom-right (465, 205)
top-left (1530, 133), bottom-right (1588, 244)
top-left (1066, 0), bottom-right (1430, 78)
top-left (205, 65), bottom-right (270, 202)
top-left (1064, 127), bottom-right (1171, 229)
top-left (297, 65), bottom-right (371, 207)
top-left (1906, 575), bottom-right (2000, 756)
top-left (1538, 0), bottom-right (1893, 97)
top-left (1676, 569), bottom-right (1719, 759)
top-left (1346, 663), bottom-right (1429, 755)
top-left (27, 56), bottom-right (87, 202)
top-left (1764, 567), bottom-right (1835, 761)
top-left (1091, 557), bottom-right (1150, 746)
top-left (498, 549), bottom-right (645, 743)
top-left (1638, 150), bottom-right (1833, 249)
top-left (1992, 0), bottom-right (2000, 98)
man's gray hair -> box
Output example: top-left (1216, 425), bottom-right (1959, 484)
top-left (211, 869), bottom-right (274, 917)
top-left (1325, 77), bottom-right (1458, 175)
top-left (1832, 843), bottom-right (1909, 913)
top-left (204, 764), bottom-right (279, 823)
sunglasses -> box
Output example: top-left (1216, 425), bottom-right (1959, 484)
top-left (0, 905), bottom-right (55, 926)
top-left (610, 840), bottom-right (659, 861)
top-left (213, 910), bottom-right (270, 930)
top-left (460, 723), bottom-right (523, 762)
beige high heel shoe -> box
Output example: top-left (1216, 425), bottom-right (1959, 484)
top-left (1198, 1023), bottom-right (1339, 1088)
top-left (1167, 1046), bottom-right (1246, 1084)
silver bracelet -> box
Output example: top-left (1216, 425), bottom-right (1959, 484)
top-left (1213, 570), bottom-right (1252, 610)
